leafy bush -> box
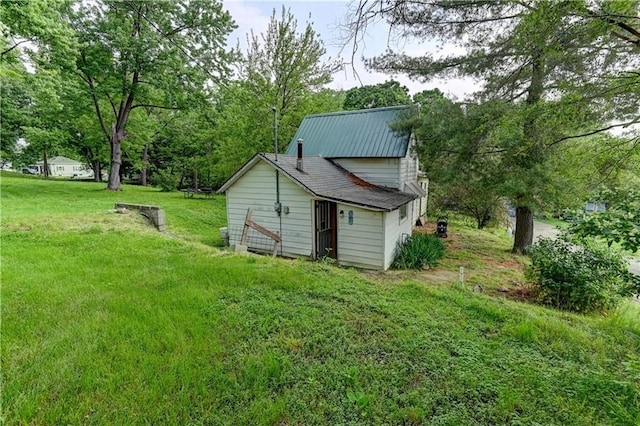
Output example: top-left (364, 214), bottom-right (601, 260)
top-left (567, 188), bottom-right (640, 253)
top-left (393, 233), bottom-right (445, 270)
top-left (526, 237), bottom-right (636, 313)
top-left (152, 170), bottom-right (179, 192)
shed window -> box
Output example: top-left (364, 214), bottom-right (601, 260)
top-left (399, 203), bottom-right (408, 221)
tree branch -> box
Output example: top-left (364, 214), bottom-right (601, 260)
top-left (131, 104), bottom-right (180, 111)
top-left (1, 38), bottom-right (33, 57)
top-left (547, 121), bottom-right (640, 148)
top-left (80, 52), bottom-right (110, 139)
top-left (106, 93), bottom-right (118, 118)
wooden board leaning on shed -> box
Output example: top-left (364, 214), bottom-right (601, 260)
top-left (240, 209), bottom-right (281, 256)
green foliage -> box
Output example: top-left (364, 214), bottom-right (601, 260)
top-left (343, 80), bottom-right (411, 110)
top-left (0, 0), bottom-right (78, 70)
top-left (152, 169), bottom-right (179, 192)
top-left (212, 8), bottom-right (343, 184)
top-left (72, 0), bottom-right (236, 189)
top-left (393, 233), bottom-right (445, 270)
top-left (527, 237), bottom-right (635, 313)
top-left (568, 188), bottom-right (640, 253)
top-left (0, 64), bottom-right (33, 162)
top-left (398, 96), bottom-right (510, 229)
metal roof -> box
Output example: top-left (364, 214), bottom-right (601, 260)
top-left (285, 106), bottom-right (413, 158)
top-left (218, 153), bottom-right (417, 212)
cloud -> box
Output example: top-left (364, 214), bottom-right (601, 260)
top-left (224, 1), bottom-right (271, 49)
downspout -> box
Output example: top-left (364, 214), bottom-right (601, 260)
top-left (273, 106), bottom-right (283, 256)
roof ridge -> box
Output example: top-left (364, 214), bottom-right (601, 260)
top-left (302, 105), bottom-right (414, 119)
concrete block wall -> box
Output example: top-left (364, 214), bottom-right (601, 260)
top-left (115, 203), bottom-right (166, 232)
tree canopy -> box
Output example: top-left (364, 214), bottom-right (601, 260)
top-left (343, 79), bottom-right (411, 110)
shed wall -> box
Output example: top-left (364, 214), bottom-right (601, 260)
top-left (336, 203), bottom-right (385, 269)
top-left (226, 161), bottom-right (313, 257)
top-left (383, 203), bottom-right (414, 270)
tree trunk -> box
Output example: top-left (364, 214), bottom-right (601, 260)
top-left (141, 144), bottom-right (149, 186)
top-left (193, 156), bottom-right (198, 190)
top-left (512, 51), bottom-right (544, 253)
top-left (512, 206), bottom-right (534, 253)
top-left (107, 128), bottom-right (124, 190)
top-left (93, 161), bottom-right (101, 182)
top-left (43, 148), bottom-right (49, 179)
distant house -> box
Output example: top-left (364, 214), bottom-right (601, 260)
top-left (585, 201), bottom-right (606, 213)
top-left (217, 106), bottom-right (428, 270)
top-left (32, 156), bottom-right (93, 178)
top-left (0, 159), bottom-right (12, 171)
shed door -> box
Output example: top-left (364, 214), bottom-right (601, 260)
top-left (315, 200), bottom-right (337, 259)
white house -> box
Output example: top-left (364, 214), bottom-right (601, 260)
top-left (217, 106), bottom-right (428, 270)
top-left (33, 156), bottom-right (93, 178)
top-left (285, 106), bottom-right (428, 224)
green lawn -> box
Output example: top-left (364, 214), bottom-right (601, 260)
top-left (2, 174), bottom-right (639, 425)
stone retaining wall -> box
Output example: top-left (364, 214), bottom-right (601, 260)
top-left (115, 203), bottom-right (166, 232)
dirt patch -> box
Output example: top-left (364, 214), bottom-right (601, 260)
top-left (483, 258), bottom-right (525, 271)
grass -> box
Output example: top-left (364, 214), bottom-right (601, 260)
top-left (2, 174), bottom-right (640, 425)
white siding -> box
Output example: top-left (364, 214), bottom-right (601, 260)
top-left (383, 203), bottom-right (414, 270)
top-left (49, 164), bottom-right (93, 177)
top-left (226, 161), bottom-right (313, 258)
top-left (418, 179), bottom-right (429, 217)
top-left (398, 137), bottom-right (427, 223)
top-left (399, 154), bottom-right (418, 186)
top-left (336, 203), bottom-right (385, 269)
top-left (332, 158), bottom-right (401, 189)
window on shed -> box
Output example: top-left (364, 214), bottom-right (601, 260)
top-left (400, 203), bottom-right (408, 221)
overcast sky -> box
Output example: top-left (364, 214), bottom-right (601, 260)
top-left (223, 0), bottom-right (479, 99)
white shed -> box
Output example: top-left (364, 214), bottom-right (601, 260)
top-left (217, 151), bottom-right (417, 270)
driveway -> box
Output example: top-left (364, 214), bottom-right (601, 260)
top-left (532, 220), bottom-right (561, 243)
top-left (510, 219), bottom-right (640, 276)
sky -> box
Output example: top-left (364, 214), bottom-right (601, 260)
top-left (223, 0), bottom-right (479, 99)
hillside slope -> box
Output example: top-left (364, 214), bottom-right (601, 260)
top-left (2, 175), bottom-right (639, 425)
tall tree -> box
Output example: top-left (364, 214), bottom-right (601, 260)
top-left (348, 0), bottom-right (640, 252)
top-left (212, 7), bottom-right (342, 183)
top-left (0, 64), bottom-right (31, 163)
top-left (343, 79), bottom-right (411, 110)
top-left (21, 69), bottom-right (72, 178)
top-left (73, 0), bottom-right (236, 190)
top-left (241, 6), bottom-right (341, 135)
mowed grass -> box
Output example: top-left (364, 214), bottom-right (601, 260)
top-left (2, 174), bottom-right (640, 425)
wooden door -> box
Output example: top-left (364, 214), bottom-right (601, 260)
top-left (315, 200), bottom-right (337, 259)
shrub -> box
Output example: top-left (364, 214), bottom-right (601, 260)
top-left (393, 233), bottom-right (445, 270)
top-left (153, 170), bottom-right (179, 192)
top-left (526, 237), bottom-right (635, 313)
